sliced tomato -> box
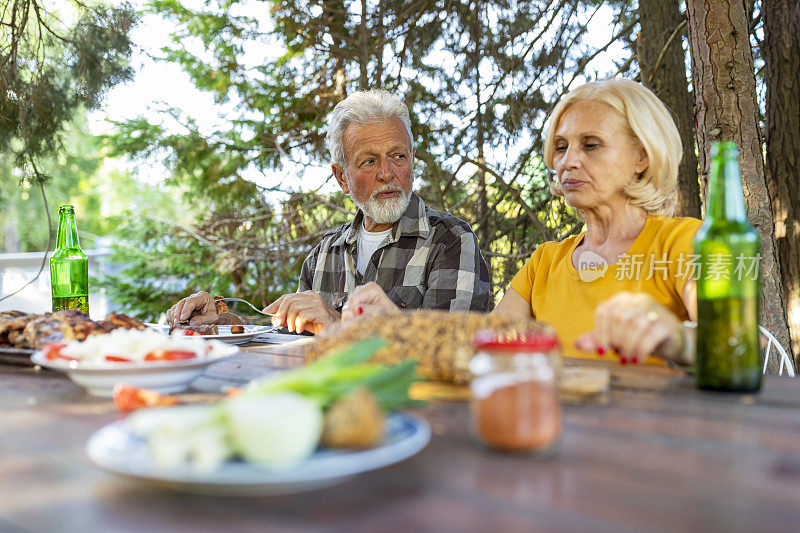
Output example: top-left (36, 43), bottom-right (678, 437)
top-left (183, 330), bottom-right (198, 336)
top-left (113, 383), bottom-right (179, 412)
top-left (105, 355), bottom-right (132, 362)
top-left (225, 386), bottom-right (242, 397)
top-left (144, 349), bottom-right (197, 361)
top-left (41, 342), bottom-right (76, 361)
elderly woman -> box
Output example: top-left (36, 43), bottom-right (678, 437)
top-left (344, 79), bottom-right (701, 365)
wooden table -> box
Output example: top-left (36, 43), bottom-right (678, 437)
top-left (2, 340), bottom-right (800, 532)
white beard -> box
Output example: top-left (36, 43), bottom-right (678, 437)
top-left (351, 185), bottom-right (411, 225)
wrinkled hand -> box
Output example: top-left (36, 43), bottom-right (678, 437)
top-left (574, 292), bottom-right (683, 364)
top-left (264, 291), bottom-right (341, 334)
top-left (166, 291), bottom-right (218, 326)
top-left (341, 282), bottom-right (400, 321)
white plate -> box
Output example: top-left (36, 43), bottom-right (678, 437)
top-left (146, 324), bottom-right (274, 345)
top-left (86, 412), bottom-right (431, 496)
top-left (31, 344), bottom-right (239, 397)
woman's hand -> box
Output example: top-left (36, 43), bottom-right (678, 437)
top-left (341, 282), bottom-right (400, 321)
top-left (574, 292), bottom-right (683, 364)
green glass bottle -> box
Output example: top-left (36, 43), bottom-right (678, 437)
top-left (693, 141), bottom-right (761, 392)
top-left (50, 205), bottom-right (90, 314)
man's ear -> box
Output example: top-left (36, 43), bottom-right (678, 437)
top-left (332, 164), bottom-right (349, 193)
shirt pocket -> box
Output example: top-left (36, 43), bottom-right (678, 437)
top-left (386, 284), bottom-right (425, 310)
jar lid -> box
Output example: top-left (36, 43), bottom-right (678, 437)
top-left (474, 330), bottom-right (560, 352)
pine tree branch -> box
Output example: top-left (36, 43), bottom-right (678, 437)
top-left (647, 18), bottom-right (687, 85)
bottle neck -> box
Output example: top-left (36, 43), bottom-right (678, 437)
top-left (56, 211), bottom-right (81, 250)
top-left (707, 147), bottom-right (748, 222)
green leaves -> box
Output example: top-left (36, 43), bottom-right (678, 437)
top-left (244, 337), bottom-right (421, 410)
top-left (0, 1), bottom-right (135, 179)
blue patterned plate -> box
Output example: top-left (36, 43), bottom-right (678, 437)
top-left (86, 412), bottom-right (431, 496)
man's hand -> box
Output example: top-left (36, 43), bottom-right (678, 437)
top-left (341, 282), bottom-right (400, 321)
top-left (165, 291), bottom-right (218, 326)
top-left (264, 291), bottom-right (341, 334)
top-left (574, 292), bottom-right (683, 365)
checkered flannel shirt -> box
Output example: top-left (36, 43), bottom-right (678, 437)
top-left (298, 193), bottom-right (491, 312)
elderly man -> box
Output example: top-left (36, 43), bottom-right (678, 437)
top-left (167, 89), bottom-right (490, 333)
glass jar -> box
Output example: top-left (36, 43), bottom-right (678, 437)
top-left (469, 330), bottom-right (561, 454)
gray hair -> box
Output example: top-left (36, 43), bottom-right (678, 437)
top-left (325, 90), bottom-right (413, 168)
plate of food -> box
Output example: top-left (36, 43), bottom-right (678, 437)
top-left (85, 337), bottom-right (429, 495)
top-left (147, 324), bottom-right (275, 345)
top-left (86, 408), bottom-right (430, 496)
top-left (31, 328), bottom-right (239, 396)
top-left (0, 310), bottom-right (150, 366)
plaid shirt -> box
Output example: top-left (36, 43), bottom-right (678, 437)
top-left (298, 193), bottom-right (490, 312)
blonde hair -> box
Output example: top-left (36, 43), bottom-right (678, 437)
top-left (543, 79), bottom-right (682, 216)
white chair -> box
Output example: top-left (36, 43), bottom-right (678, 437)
top-left (760, 326), bottom-right (795, 377)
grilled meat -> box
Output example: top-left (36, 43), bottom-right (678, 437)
top-left (213, 295), bottom-right (230, 315)
top-left (97, 312), bottom-right (147, 331)
top-left (169, 324), bottom-right (219, 336)
top-left (19, 310), bottom-right (108, 349)
top-left (0, 311), bottom-right (39, 347)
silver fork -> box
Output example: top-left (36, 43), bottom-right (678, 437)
top-left (218, 297), bottom-right (274, 316)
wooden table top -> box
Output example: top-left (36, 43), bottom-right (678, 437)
top-left (2, 340), bottom-right (799, 533)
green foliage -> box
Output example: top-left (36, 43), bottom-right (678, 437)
top-left (0, 1), bottom-right (135, 179)
top-left (0, 111), bottom-right (115, 252)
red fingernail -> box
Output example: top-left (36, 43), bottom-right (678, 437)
top-left (620, 356), bottom-right (628, 365)
top-left (632, 356), bottom-right (639, 364)
top-left (356, 306), bottom-right (363, 315)
top-left (597, 346), bottom-right (605, 356)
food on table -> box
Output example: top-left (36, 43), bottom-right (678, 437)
top-left (129, 405), bottom-right (232, 473)
top-left (229, 325), bottom-right (244, 334)
top-left (0, 311), bottom-right (39, 347)
top-left (96, 312), bottom-right (147, 332)
top-left (470, 331), bottom-right (561, 453)
top-left (472, 378), bottom-right (561, 452)
top-left (113, 384), bottom-right (179, 412)
top-left (213, 295), bottom-right (229, 315)
top-left (20, 310), bottom-right (107, 349)
top-left (245, 337), bottom-right (418, 410)
top-left (0, 309), bottom-right (148, 350)
top-left (128, 338), bottom-right (419, 471)
top-left (306, 310), bottom-right (552, 384)
top-left (226, 394), bottom-right (323, 465)
top-left (168, 324), bottom-right (219, 336)
top-left (41, 328), bottom-right (224, 364)
top-left (321, 388), bottom-right (385, 448)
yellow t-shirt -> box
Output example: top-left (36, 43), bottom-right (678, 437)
top-left (509, 216), bottom-right (703, 361)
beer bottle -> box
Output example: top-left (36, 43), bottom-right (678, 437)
top-left (693, 141), bottom-right (761, 392)
top-left (50, 205), bottom-right (90, 314)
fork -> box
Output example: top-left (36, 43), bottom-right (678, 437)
top-left (218, 297), bottom-right (274, 316)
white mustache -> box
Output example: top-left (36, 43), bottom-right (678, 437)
top-left (370, 186), bottom-right (404, 200)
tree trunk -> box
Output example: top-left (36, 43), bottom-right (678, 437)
top-left (686, 0), bottom-right (792, 373)
top-left (359, 0), bottom-right (369, 90)
top-left (471, 0), bottom-right (489, 249)
top-left (764, 0), bottom-right (800, 364)
top-left (375, 0), bottom-right (385, 86)
top-left (637, 0), bottom-right (701, 219)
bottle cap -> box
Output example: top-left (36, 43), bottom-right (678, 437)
top-left (474, 330), bottom-right (560, 352)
